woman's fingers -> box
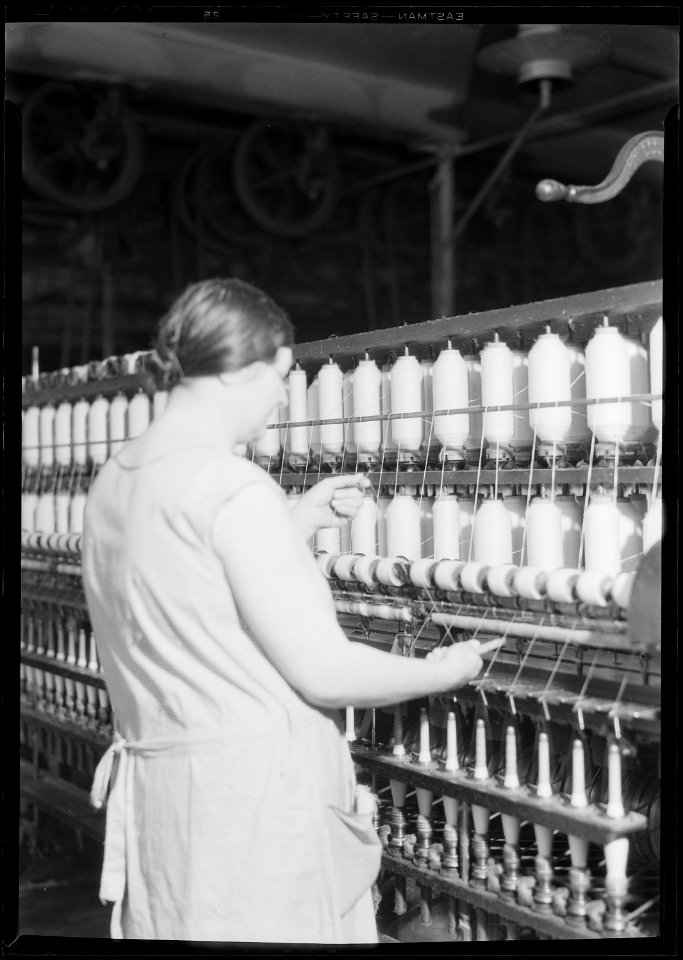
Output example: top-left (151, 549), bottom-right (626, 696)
top-left (471, 638), bottom-right (507, 656)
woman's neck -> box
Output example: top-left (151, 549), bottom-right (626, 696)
top-left (165, 379), bottom-right (240, 452)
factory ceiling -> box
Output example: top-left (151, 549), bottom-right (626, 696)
top-left (6, 19), bottom-right (679, 184)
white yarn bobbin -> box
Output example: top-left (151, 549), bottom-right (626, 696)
top-left (353, 358), bottom-right (382, 456)
top-left (410, 558), bottom-right (437, 589)
top-left (390, 351), bottom-right (424, 454)
top-left (432, 494), bottom-right (461, 560)
top-left (35, 492), bottom-right (56, 534)
top-left (486, 563), bottom-right (518, 597)
top-left (55, 491), bottom-right (71, 534)
top-left (39, 403), bottom-right (56, 469)
top-left (511, 350), bottom-right (533, 447)
top-left (528, 330), bottom-right (572, 444)
top-left (307, 378), bottom-right (322, 457)
top-left (23, 405), bottom-right (40, 469)
top-left (386, 493), bottom-right (422, 561)
top-left (585, 323), bottom-right (630, 444)
top-left (546, 568), bottom-right (579, 604)
top-left (584, 495), bottom-right (621, 578)
top-left (617, 498), bottom-right (644, 574)
top-left (350, 497), bottom-right (378, 556)
top-left (108, 393), bottom-right (128, 455)
top-left (316, 526), bottom-right (341, 554)
top-left (87, 396), bottom-right (110, 465)
top-left (575, 570), bottom-right (613, 607)
top-left (513, 566), bottom-right (548, 601)
top-left (480, 337), bottom-right (514, 446)
top-left (127, 390), bottom-right (151, 440)
top-left (71, 399), bottom-right (89, 467)
top-left (610, 571), bottom-right (636, 610)
top-left (432, 559), bottom-right (466, 592)
top-left (54, 400), bottom-right (73, 467)
top-left (473, 499), bottom-right (513, 565)
top-left (432, 343), bottom-right (468, 455)
top-left (460, 561), bottom-right (489, 594)
top-left (69, 491), bottom-right (87, 534)
top-left (318, 359), bottom-right (345, 455)
top-left (286, 367), bottom-right (309, 458)
top-left (463, 355), bottom-right (484, 458)
top-left (526, 498), bottom-right (565, 572)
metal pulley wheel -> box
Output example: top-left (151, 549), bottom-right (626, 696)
top-left (22, 81), bottom-right (144, 211)
top-left (232, 119), bottom-right (341, 237)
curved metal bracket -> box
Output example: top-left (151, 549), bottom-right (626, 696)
top-left (536, 131), bottom-right (664, 204)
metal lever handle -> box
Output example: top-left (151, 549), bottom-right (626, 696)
top-left (536, 130), bottom-right (664, 204)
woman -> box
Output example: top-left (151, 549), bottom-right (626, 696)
top-left (83, 278), bottom-right (496, 944)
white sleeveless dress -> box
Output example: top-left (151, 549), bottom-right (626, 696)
top-left (82, 410), bottom-right (380, 943)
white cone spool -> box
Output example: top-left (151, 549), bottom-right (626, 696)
top-left (527, 498), bottom-right (565, 572)
top-left (472, 719), bottom-right (490, 833)
top-left (433, 494), bottom-right (460, 560)
top-left (511, 350), bottom-right (533, 447)
top-left (87, 396), bottom-right (110, 466)
top-left (342, 370), bottom-right (356, 454)
top-left (316, 526), bottom-right (341, 554)
top-left (546, 568), bottom-right (579, 603)
top-left (39, 403), bottom-right (56, 469)
top-left (643, 497), bottom-right (663, 551)
top-left (444, 710), bottom-right (459, 774)
top-left (566, 344), bottom-right (591, 445)
top-left (22, 492), bottom-right (38, 531)
top-left (353, 358), bottom-right (382, 456)
top-left (109, 393), bottom-right (128, 455)
top-left (380, 365), bottom-right (396, 453)
top-left (386, 494), bottom-right (421, 561)
top-left (54, 400), bottom-right (73, 467)
top-left (55, 490), bottom-right (70, 534)
top-left (152, 389), bottom-right (169, 419)
top-left (585, 324), bottom-right (631, 444)
top-left (584, 495), bottom-right (621, 578)
top-left (433, 560), bottom-right (466, 592)
top-left (611, 571), bottom-right (635, 609)
top-left (528, 331), bottom-right (573, 444)
top-left (473, 499), bottom-right (513, 565)
top-left (69, 491), bottom-right (87, 534)
top-left (568, 739), bottom-right (589, 867)
top-left (390, 352), bottom-right (423, 453)
top-left (253, 407), bottom-right (281, 458)
top-left (420, 496), bottom-right (434, 559)
top-left (617, 498), bottom-right (644, 573)
top-left (513, 566), bottom-right (547, 600)
top-left (534, 732), bottom-right (554, 857)
top-left (127, 390), bottom-right (151, 440)
top-left (649, 316), bottom-right (663, 434)
top-left (506, 497), bottom-right (526, 566)
top-left (351, 497), bottom-right (378, 556)
top-left (23, 405), bottom-right (40, 468)
top-left (459, 561), bottom-right (488, 594)
top-left (376, 496), bottom-right (391, 556)
top-left (286, 367), bottom-right (309, 457)
top-left (307, 379), bottom-right (322, 456)
top-left (416, 708), bottom-right (434, 815)
top-left (432, 344), bottom-right (468, 453)
top-left (35, 492), bottom-right (56, 534)
top-left (72, 399), bottom-right (89, 467)
top-left (480, 338), bottom-right (515, 446)
top-left (463, 355), bottom-right (484, 456)
top-left (557, 497), bottom-right (582, 569)
top-left (318, 360), bottom-right (344, 455)
top-left (486, 563), bottom-right (518, 597)
top-left (624, 337), bottom-right (651, 442)
top-left (458, 498), bottom-right (476, 562)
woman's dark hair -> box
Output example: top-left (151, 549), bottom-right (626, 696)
top-left (153, 278), bottom-right (294, 383)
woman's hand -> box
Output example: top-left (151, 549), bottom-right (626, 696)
top-left (291, 474), bottom-right (373, 540)
top-left (425, 638), bottom-right (505, 688)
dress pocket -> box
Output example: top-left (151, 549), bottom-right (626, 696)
top-left (326, 806), bottom-right (382, 916)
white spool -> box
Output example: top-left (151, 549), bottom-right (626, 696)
top-left (565, 344), bottom-right (591, 444)
top-left (54, 400), bottom-right (73, 467)
top-left (380, 365), bottom-right (396, 453)
top-left (152, 389), bottom-right (169, 419)
top-left (473, 499), bottom-right (513, 565)
top-left (386, 494), bottom-right (422, 561)
top-left (575, 570), bottom-right (612, 607)
top-left (316, 526), bottom-right (341, 555)
top-left (585, 324), bottom-right (631, 444)
top-left (649, 317), bottom-right (663, 434)
top-left (307, 379), bottom-right (322, 456)
top-left (350, 497), bottom-right (378, 556)
top-left (21, 492), bottom-right (38, 531)
top-left (55, 490), bottom-right (71, 534)
top-left (342, 370), bottom-right (356, 454)
top-left (127, 390), bottom-right (151, 441)
top-left (513, 566), bottom-right (547, 601)
top-left (643, 497), bottom-right (663, 552)
top-left (526, 498), bottom-right (565, 572)
top-left (505, 497), bottom-right (526, 566)
top-left (410, 558), bottom-right (437, 589)
top-left (480, 339), bottom-right (515, 446)
top-left (460, 561), bottom-right (488, 594)
top-left (556, 497), bottom-right (582, 569)
top-left (432, 345), bottom-right (469, 454)
top-left (87, 396), bottom-right (110, 465)
top-left (35, 492), bottom-right (56, 534)
top-left (253, 407), bottom-right (281, 458)
top-left (617, 498), bottom-right (644, 574)
top-left (390, 353), bottom-right (423, 453)
top-left (486, 563), bottom-right (518, 597)
top-left (420, 496), bottom-right (434, 559)
top-left (23, 405), bottom-right (41, 469)
top-left (458, 498), bottom-right (476, 562)
top-left (511, 351), bottom-right (533, 447)
top-left (463, 355), bottom-right (484, 457)
top-left (528, 331), bottom-right (572, 443)
top-left (433, 560), bottom-right (466, 592)
top-left (318, 360), bottom-right (345, 455)
top-left (287, 367), bottom-right (309, 457)
top-left (69, 491), bottom-right (87, 534)
top-left (624, 337), bottom-right (652, 442)
top-left (376, 496), bottom-right (391, 556)
top-left (109, 393), bottom-right (128, 455)
top-left (432, 493), bottom-right (460, 560)
top-left (353, 358), bottom-right (382, 456)
top-left (353, 555), bottom-right (379, 589)
top-left (546, 568), bottom-right (579, 603)
top-left (72, 399), bottom-right (89, 467)
top-left (39, 403), bottom-right (56, 469)
top-left (584, 495), bottom-right (621, 578)
top-left (611, 571), bottom-right (635, 610)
